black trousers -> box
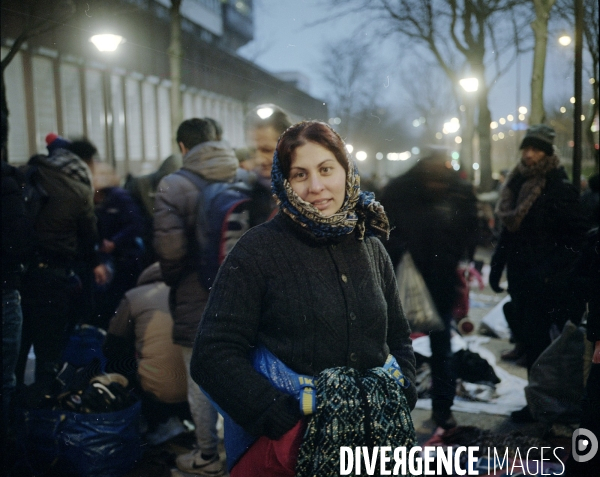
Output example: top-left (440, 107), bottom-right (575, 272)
top-left (430, 312), bottom-right (456, 413)
top-left (15, 267), bottom-right (73, 385)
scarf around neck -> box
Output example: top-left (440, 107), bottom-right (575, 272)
top-left (44, 149), bottom-right (93, 186)
top-left (270, 150), bottom-right (390, 240)
top-left (495, 154), bottom-right (560, 232)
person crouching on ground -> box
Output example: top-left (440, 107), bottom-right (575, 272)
top-left (191, 120), bottom-right (418, 477)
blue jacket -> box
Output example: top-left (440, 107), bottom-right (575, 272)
top-left (95, 187), bottom-right (144, 261)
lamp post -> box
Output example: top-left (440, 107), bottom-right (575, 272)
top-left (559, 6), bottom-right (584, 190)
top-left (90, 34), bottom-right (125, 170)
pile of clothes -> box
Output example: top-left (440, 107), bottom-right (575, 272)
top-left (19, 359), bottom-right (136, 414)
top-left (415, 348), bottom-right (501, 402)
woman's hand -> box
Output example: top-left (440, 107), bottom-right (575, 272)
top-left (593, 340), bottom-right (600, 365)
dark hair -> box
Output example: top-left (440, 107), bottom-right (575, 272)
top-left (68, 138), bottom-right (98, 163)
top-left (204, 117), bottom-right (223, 141)
top-left (276, 121), bottom-right (349, 179)
top-left (176, 118), bottom-right (216, 150)
top-left (247, 104), bottom-right (292, 135)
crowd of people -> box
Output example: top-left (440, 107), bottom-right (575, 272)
top-left (2, 101), bottom-right (599, 476)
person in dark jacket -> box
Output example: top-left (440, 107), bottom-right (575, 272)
top-left (1, 112), bottom-right (34, 441)
top-left (192, 121), bottom-right (417, 476)
top-left (245, 103), bottom-right (292, 225)
top-left (490, 124), bottom-right (589, 422)
top-left (580, 172), bottom-right (599, 228)
top-left (379, 150), bottom-right (478, 430)
top-left (15, 134), bottom-right (99, 386)
top-left (123, 153), bottom-right (183, 268)
top-left (91, 162), bottom-right (144, 330)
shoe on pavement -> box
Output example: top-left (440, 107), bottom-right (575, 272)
top-left (175, 450), bottom-right (224, 476)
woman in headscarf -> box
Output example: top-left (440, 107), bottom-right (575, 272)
top-left (191, 121), bottom-right (417, 477)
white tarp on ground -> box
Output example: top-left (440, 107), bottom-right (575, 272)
top-left (413, 335), bottom-right (527, 416)
top-left (480, 294), bottom-right (512, 340)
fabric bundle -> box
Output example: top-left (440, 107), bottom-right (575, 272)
top-left (295, 366), bottom-right (416, 477)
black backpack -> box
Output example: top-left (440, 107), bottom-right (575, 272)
top-left (176, 169), bottom-right (252, 290)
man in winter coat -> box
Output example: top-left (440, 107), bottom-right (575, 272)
top-left (490, 125), bottom-right (589, 422)
top-left (154, 118), bottom-right (237, 476)
top-left (15, 134), bottom-right (99, 386)
top-left (91, 162), bottom-right (145, 330)
top-left (103, 262), bottom-right (189, 445)
top-left (1, 112), bottom-right (34, 441)
top-left (380, 150), bottom-right (478, 430)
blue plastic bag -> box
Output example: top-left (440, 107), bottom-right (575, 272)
top-left (62, 324), bottom-right (107, 370)
top-left (14, 401), bottom-right (142, 477)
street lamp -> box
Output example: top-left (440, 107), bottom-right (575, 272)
top-left (443, 118), bottom-right (460, 134)
top-left (558, 34), bottom-right (572, 46)
top-left (459, 77), bottom-right (479, 93)
top-left (90, 34), bottom-right (125, 52)
top-left (89, 33), bottom-right (125, 169)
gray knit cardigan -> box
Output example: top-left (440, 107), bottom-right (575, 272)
top-left (191, 213), bottom-right (417, 439)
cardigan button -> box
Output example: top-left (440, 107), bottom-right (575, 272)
top-left (350, 353), bottom-right (357, 362)
top-left (349, 312), bottom-right (356, 321)
top-left (341, 274), bottom-right (348, 283)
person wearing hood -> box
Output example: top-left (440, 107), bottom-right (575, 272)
top-left (490, 125), bottom-right (589, 422)
top-left (124, 153), bottom-right (183, 267)
top-left (15, 133), bottom-right (99, 386)
top-left (154, 117), bottom-right (237, 476)
top-left (90, 161), bottom-right (145, 330)
top-left (103, 262), bottom-right (190, 445)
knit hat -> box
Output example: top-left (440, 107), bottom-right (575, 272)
top-left (519, 124), bottom-right (555, 156)
top-left (45, 132), bottom-right (71, 155)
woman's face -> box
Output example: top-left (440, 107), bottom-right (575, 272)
top-left (288, 141), bottom-right (347, 217)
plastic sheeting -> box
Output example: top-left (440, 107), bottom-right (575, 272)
top-left (14, 401), bottom-right (142, 477)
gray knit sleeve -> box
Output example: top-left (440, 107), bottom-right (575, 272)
top-left (190, 236), bottom-right (302, 438)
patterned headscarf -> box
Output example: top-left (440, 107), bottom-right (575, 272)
top-left (271, 149), bottom-right (390, 240)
